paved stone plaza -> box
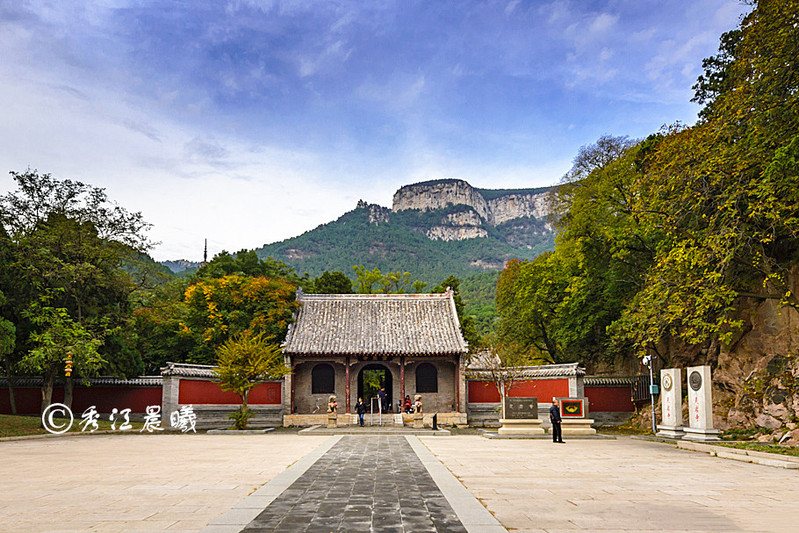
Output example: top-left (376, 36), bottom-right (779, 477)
top-left (240, 436), bottom-right (466, 532)
top-left (1, 432), bottom-right (798, 532)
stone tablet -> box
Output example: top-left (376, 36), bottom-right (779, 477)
top-left (503, 397), bottom-right (538, 419)
top-left (656, 368), bottom-right (685, 438)
top-left (683, 365), bottom-right (720, 442)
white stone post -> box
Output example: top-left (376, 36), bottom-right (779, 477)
top-left (656, 368), bottom-right (684, 438)
top-left (683, 365), bottom-right (720, 441)
top-left (161, 375), bottom-right (179, 422)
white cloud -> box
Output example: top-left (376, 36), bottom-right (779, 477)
top-left (356, 74), bottom-right (427, 109)
top-left (589, 12), bottom-right (618, 35)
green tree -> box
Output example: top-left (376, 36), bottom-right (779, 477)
top-left (353, 265), bottom-right (385, 293)
top-left (197, 250), bottom-right (307, 285)
top-left (614, 0), bottom-right (799, 356)
top-left (0, 298), bottom-right (15, 414)
top-left (0, 170), bottom-right (153, 409)
top-left (311, 271), bottom-right (353, 294)
top-left (214, 332), bottom-right (289, 430)
top-left (433, 275), bottom-right (482, 352)
top-left (22, 300), bottom-right (104, 412)
top-left (496, 137), bottom-right (650, 366)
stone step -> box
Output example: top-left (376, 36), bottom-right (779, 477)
top-left (677, 441), bottom-right (799, 469)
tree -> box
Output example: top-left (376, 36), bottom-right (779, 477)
top-left (181, 275), bottom-right (299, 363)
top-left (197, 249), bottom-right (306, 285)
top-left (22, 301), bottom-right (104, 412)
top-left (0, 169), bottom-right (151, 250)
top-left (466, 344), bottom-right (547, 419)
top-left (0, 303), bottom-right (15, 414)
top-left (0, 170), bottom-right (153, 409)
top-left (496, 137), bottom-right (650, 366)
top-left (614, 0), bottom-right (799, 356)
top-left (433, 275), bottom-right (482, 352)
top-left (311, 271), bottom-right (353, 294)
top-left (214, 332), bottom-right (289, 430)
top-left (352, 265), bottom-right (425, 294)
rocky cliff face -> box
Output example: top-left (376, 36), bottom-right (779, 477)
top-left (488, 193), bottom-right (549, 225)
top-left (425, 210), bottom-right (487, 241)
top-left (393, 180), bottom-right (491, 220)
top-left (391, 179), bottom-right (553, 241)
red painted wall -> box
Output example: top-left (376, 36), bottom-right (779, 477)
top-left (72, 387), bottom-right (162, 413)
top-left (467, 380), bottom-right (635, 413)
top-left (585, 386), bottom-right (634, 412)
top-left (467, 379), bottom-right (570, 403)
top-left (178, 380), bottom-right (281, 405)
top-left (468, 381), bottom-right (501, 402)
top-left (0, 387), bottom-right (160, 415)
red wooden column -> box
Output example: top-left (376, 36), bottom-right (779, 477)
top-left (454, 355), bottom-right (460, 412)
top-left (345, 355), bottom-right (351, 413)
top-left (290, 362), bottom-right (296, 414)
top-left (400, 356), bottom-right (406, 402)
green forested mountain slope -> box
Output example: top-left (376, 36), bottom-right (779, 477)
top-left (253, 202), bottom-right (554, 285)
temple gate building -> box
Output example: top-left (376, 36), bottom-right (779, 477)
top-left (281, 290), bottom-right (469, 426)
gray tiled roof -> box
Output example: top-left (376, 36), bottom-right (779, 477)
top-left (283, 292), bottom-right (468, 356)
top-left (466, 361), bottom-right (586, 379)
top-left (0, 376), bottom-right (162, 387)
top-left (584, 376), bottom-right (637, 386)
top-left (161, 362), bottom-right (217, 378)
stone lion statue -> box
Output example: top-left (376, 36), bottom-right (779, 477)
top-left (327, 395), bottom-right (338, 414)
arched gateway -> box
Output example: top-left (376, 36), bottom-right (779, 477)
top-left (281, 290), bottom-right (469, 425)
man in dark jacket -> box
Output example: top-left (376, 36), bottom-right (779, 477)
top-left (355, 397), bottom-right (367, 427)
top-left (550, 398), bottom-right (564, 443)
top-left (378, 388), bottom-right (388, 413)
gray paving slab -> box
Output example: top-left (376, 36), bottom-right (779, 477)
top-left (241, 435), bottom-right (469, 532)
top-left (407, 436), bottom-right (506, 532)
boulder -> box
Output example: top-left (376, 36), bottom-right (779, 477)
top-left (755, 413), bottom-right (782, 429)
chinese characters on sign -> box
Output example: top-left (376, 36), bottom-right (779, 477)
top-left (41, 403), bottom-right (197, 435)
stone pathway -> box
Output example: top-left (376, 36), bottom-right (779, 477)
top-left (241, 436), bottom-right (467, 532)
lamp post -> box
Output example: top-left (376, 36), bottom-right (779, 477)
top-left (642, 354), bottom-right (657, 433)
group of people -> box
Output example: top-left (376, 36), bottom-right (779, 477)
top-left (353, 389), bottom-right (423, 426)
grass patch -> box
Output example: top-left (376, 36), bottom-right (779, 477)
top-left (0, 414), bottom-right (49, 438)
top-left (597, 425), bottom-right (650, 436)
top-left (721, 427), bottom-right (759, 441)
top-left (0, 413), bottom-right (144, 438)
top-left (715, 442), bottom-right (799, 457)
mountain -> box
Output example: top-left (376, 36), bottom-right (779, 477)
top-left (253, 178), bottom-right (556, 284)
top-left (161, 259), bottom-right (202, 273)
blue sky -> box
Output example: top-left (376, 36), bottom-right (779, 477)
top-left (0, 0), bottom-right (749, 260)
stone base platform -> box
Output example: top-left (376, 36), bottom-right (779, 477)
top-left (497, 418), bottom-right (545, 435)
top-left (285, 412), bottom-right (467, 428)
top-left (562, 418), bottom-right (597, 435)
top-left (207, 428), bottom-right (275, 435)
top-left (656, 424), bottom-right (686, 439)
top-left (683, 427), bottom-right (721, 442)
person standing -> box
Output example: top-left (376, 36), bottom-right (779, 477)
top-left (355, 397), bottom-right (367, 427)
top-left (378, 387), bottom-right (388, 413)
top-left (550, 398), bottom-right (564, 443)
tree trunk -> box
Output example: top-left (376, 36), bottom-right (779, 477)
top-left (64, 376), bottom-right (74, 410)
top-left (40, 371), bottom-right (55, 420)
top-left (499, 382), bottom-right (506, 419)
top-left (4, 360), bottom-right (16, 415)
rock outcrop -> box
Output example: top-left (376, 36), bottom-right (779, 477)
top-left (391, 179), bottom-right (553, 241)
top-left (488, 193), bottom-right (549, 225)
top-left (393, 179), bottom-right (491, 220)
